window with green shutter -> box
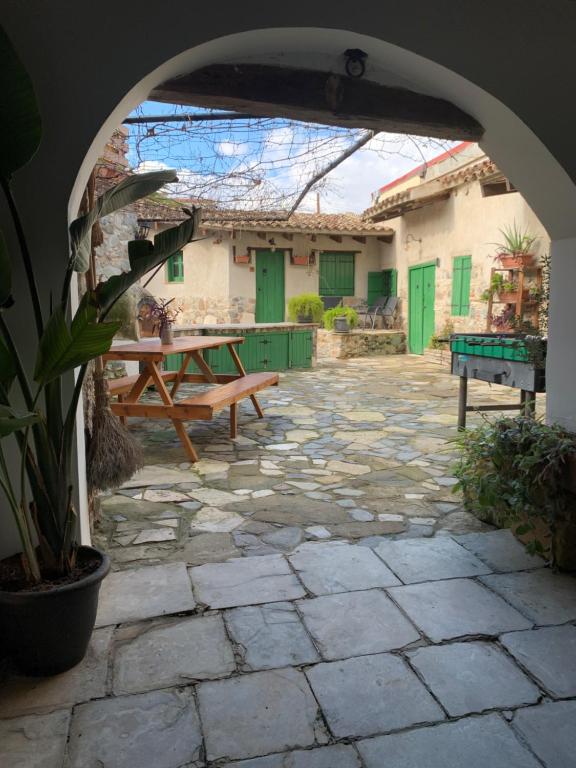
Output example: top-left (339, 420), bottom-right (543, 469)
top-left (166, 251), bottom-right (184, 283)
top-left (319, 252), bottom-right (355, 296)
top-left (451, 255), bottom-right (472, 316)
top-left (383, 268), bottom-right (397, 297)
top-left (367, 269), bottom-right (397, 306)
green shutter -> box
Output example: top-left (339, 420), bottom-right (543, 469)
top-left (166, 251), bottom-right (184, 283)
top-left (451, 256), bottom-right (471, 316)
top-left (367, 272), bottom-right (384, 306)
top-left (460, 257), bottom-right (472, 316)
top-left (390, 269), bottom-right (398, 297)
top-left (319, 252), bottom-right (355, 296)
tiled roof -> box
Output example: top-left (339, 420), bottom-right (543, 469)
top-left (363, 157), bottom-right (501, 222)
top-left (93, 162), bottom-right (393, 235)
top-left (201, 211), bottom-right (393, 236)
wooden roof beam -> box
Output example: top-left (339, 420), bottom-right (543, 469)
top-left (150, 64), bottom-right (484, 142)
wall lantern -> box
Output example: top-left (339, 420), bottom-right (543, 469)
top-left (344, 48), bottom-right (368, 78)
top-left (136, 219), bottom-right (152, 240)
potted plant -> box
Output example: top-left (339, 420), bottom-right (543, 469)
top-left (287, 293), bottom-right (324, 324)
top-left (290, 254), bottom-right (310, 266)
top-left (492, 222), bottom-right (538, 268)
top-left (497, 280), bottom-right (522, 303)
top-left (150, 297), bottom-right (182, 344)
top-left (322, 306), bottom-right (359, 332)
top-left (453, 416), bottom-right (576, 570)
top-left (0, 27), bottom-right (199, 675)
top-left (490, 305), bottom-right (518, 331)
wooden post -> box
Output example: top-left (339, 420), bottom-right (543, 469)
top-left (458, 376), bottom-right (468, 430)
top-left (230, 402), bottom-right (238, 439)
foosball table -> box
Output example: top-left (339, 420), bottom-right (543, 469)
top-left (449, 333), bottom-right (546, 429)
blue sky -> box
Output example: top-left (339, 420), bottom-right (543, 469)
top-left (127, 102), bottom-right (455, 213)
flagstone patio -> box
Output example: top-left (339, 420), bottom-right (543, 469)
top-left (2, 530), bottom-right (576, 767)
top-left (4, 355), bottom-right (570, 768)
top-left (94, 355), bottom-right (544, 571)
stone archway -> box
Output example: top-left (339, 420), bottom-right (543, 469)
top-left (1, 12), bottom-right (575, 553)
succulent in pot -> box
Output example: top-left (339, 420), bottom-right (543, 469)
top-left (0, 26), bottom-right (199, 674)
top-left (491, 222), bottom-right (538, 268)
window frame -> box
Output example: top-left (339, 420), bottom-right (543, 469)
top-left (166, 251), bottom-right (184, 283)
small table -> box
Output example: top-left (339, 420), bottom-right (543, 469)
top-left (104, 335), bottom-right (270, 461)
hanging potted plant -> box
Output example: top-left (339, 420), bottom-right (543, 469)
top-left (287, 293), bottom-right (324, 324)
top-left (492, 222), bottom-right (538, 268)
top-left (150, 297), bottom-right (182, 344)
top-left (0, 26), bottom-right (199, 675)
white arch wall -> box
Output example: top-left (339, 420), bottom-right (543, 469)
top-left (0, 3), bottom-right (575, 554)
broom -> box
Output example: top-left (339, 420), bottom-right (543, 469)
top-left (84, 170), bottom-right (144, 493)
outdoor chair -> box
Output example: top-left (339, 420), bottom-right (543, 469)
top-left (321, 296), bottom-right (343, 310)
top-left (365, 296), bottom-right (399, 329)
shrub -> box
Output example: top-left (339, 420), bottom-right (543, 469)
top-left (287, 293), bottom-right (324, 322)
top-left (322, 306), bottom-right (359, 330)
top-left (453, 416), bottom-right (576, 561)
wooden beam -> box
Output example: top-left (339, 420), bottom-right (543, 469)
top-left (330, 235), bottom-right (343, 243)
top-left (256, 231), bottom-right (267, 240)
top-left (282, 233), bottom-right (294, 241)
top-left (150, 64), bottom-right (484, 142)
top-left (352, 236), bottom-right (366, 244)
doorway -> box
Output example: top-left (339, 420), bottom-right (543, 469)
top-left (408, 262), bottom-right (436, 354)
top-left (255, 250), bottom-right (285, 322)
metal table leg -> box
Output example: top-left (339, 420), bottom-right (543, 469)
top-left (458, 376), bottom-right (468, 430)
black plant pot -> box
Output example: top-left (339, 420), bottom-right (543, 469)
top-left (0, 546), bottom-right (110, 676)
top-left (297, 313), bottom-right (313, 323)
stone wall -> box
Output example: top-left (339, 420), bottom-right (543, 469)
top-left (317, 329), bottom-right (406, 359)
top-left (177, 295), bottom-right (256, 325)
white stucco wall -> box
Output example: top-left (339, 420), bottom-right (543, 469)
top-left (146, 230), bottom-right (384, 324)
top-left (380, 183), bottom-right (550, 336)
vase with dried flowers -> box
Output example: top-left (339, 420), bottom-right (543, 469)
top-left (150, 298), bottom-right (182, 344)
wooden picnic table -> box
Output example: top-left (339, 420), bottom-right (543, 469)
top-left (104, 335), bottom-right (278, 462)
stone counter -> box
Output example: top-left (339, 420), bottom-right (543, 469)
top-left (317, 329), bottom-right (406, 359)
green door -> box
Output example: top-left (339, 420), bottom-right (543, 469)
top-left (409, 263), bottom-right (436, 354)
top-left (256, 250), bottom-right (285, 322)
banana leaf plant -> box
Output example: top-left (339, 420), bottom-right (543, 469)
top-left (0, 25), bottom-right (199, 584)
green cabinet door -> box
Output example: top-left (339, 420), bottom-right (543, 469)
top-left (290, 331), bottom-right (313, 368)
top-left (409, 263), bottom-right (436, 354)
top-left (255, 250), bottom-right (285, 322)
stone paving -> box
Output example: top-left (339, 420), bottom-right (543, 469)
top-left (93, 356), bottom-right (546, 571)
top-left (2, 530), bottom-right (576, 767)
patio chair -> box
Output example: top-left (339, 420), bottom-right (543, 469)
top-left (365, 296), bottom-right (399, 329)
top-left (321, 296), bottom-right (343, 310)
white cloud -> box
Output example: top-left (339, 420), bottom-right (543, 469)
top-left (217, 141), bottom-right (249, 157)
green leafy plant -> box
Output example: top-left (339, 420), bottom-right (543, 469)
top-left (322, 306), bottom-right (359, 330)
top-left (491, 221), bottom-right (538, 256)
top-left (287, 293), bottom-right (324, 323)
top-left (0, 26), bottom-right (199, 585)
top-left (453, 416), bottom-right (576, 562)
top-left (500, 280), bottom-right (518, 294)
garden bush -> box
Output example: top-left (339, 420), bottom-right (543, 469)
top-left (287, 293), bottom-right (324, 322)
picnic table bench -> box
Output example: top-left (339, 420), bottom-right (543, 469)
top-left (104, 335), bottom-right (278, 462)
